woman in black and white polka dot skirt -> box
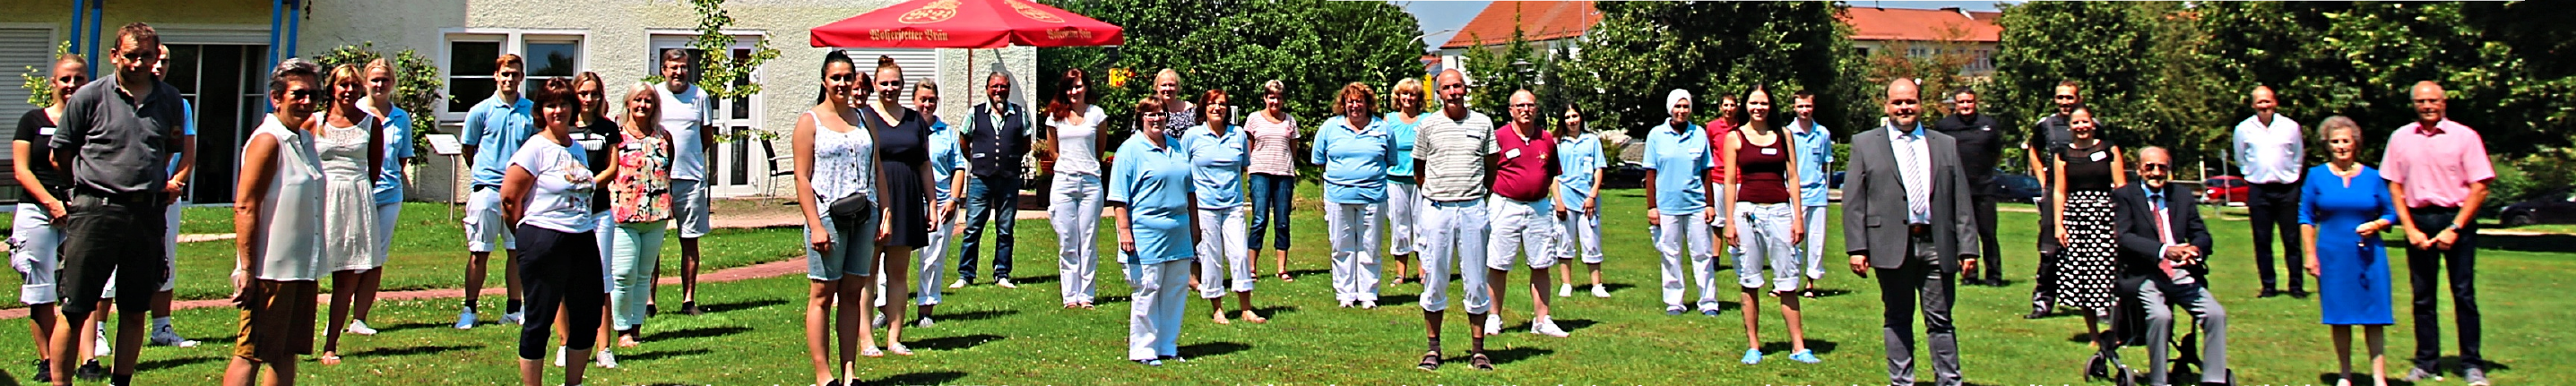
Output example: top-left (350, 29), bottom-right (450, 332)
top-left (2048, 107), bottom-right (2126, 368)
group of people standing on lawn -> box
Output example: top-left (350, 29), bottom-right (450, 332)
top-left (4, 21), bottom-right (2499, 386)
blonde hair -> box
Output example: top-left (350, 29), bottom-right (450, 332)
top-left (623, 81), bottom-right (661, 134)
top-left (1391, 77), bottom-right (1423, 115)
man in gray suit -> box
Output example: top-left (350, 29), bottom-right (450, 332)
top-left (1844, 79), bottom-right (1981, 386)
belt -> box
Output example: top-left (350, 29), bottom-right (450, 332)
top-left (74, 190), bottom-right (161, 206)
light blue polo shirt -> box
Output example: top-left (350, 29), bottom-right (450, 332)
top-left (1182, 124), bottom-right (1249, 210)
top-left (1553, 132), bottom-right (1604, 211)
top-left (1642, 121), bottom-right (1712, 212)
top-left (928, 119), bottom-right (963, 202)
top-left (1791, 120), bottom-right (1835, 207)
top-left (1311, 116), bottom-right (1394, 204)
top-left (373, 107), bottom-right (417, 205)
top-left (461, 95), bottom-right (536, 189)
top-left (1385, 112), bottom-right (1420, 183)
top-left (1109, 133), bottom-right (1196, 265)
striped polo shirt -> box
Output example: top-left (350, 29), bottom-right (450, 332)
top-left (1412, 107), bottom-right (1497, 202)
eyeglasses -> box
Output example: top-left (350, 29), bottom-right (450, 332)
top-left (2141, 164), bottom-right (2171, 171)
top-left (283, 90), bottom-right (322, 100)
top-left (120, 51), bottom-right (151, 62)
top-left (1511, 103), bottom-right (1536, 108)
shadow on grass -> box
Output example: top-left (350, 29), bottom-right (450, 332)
top-left (1278, 269), bottom-right (1330, 281)
top-left (701, 298), bottom-right (789, 314)
top-left (1479, 346), bottom-right (1555, 365)
top-left (2477, 233), bottom-right (2576, 253)
top-left (867, 370), bottom-right (970, 385)
top-left (1553, 318), bottom-right (1600, 333)
top-left (910, 334), bottom-right (1004, 351)
top-left (646, 325), bottom-right (751, 341)
top-left (1802, 288), bottom-right (1854, 298)
top-left (1011, 274), bottom-right (1059, 285)
top-left (347, 344), bottom-right (477, 359)
top-left (372, 322), bottom-right (455, 335)
top-left (134, 356), bottom-right (223, 372)
top-left (2317, 373), bottom-right (2420, 386)
top-left (1249, 305), bottom-right (1301, 316)
top-left (1759, 339), bottom-right (1841, 355)
top-left (1177, 341), bottom-right (1251, 359)
top-left (619, 347), bottom-right (712, 362)
top-left (1600, 282), bottom-right (1640, 294)
top-left (1375, 294), bottom-right (1419, 307)
top-left (1096, 296), bottom-right (1131, 305)
top-left (936, 309), bottom-right (1019, 322)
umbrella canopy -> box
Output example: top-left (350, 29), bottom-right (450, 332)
top-left (809, 0), bottom-right (1124, 48)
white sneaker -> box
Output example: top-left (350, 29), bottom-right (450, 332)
top-left (1339, 300), bottom-right (1353, 308)
top-left (948, 279), bottom-right (967, 288)
top-left (1530, 317), bottom-right (1570, 338)
top-left (594, 349), bottom-right (618, 368)
top-left (344, 320), bottom-right (378, 336)
top-left (149, 324), bottom-right (200, 347)
top-left (552, 347), bottom-right (566, 367)
top-left (1558, 283), bottom-right (1573, 297)
top-left (996, 279), bottom-right (1018, 288)
top-left (1591, 285), bottom-right (1612, 298)
top-left (93, 326), bottom-right (111, 356)
top-left (501, 312), bottom-right (524, 325)
top-left (1361, 300), bottom-right (1378, 309)
top-left (915, 316), bottom-right (937, 328)
top-left (1483, 313), bottom-right (1502, 335)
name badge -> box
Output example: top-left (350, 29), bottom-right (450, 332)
top-left (2089, 151), bottom-right (2108, 162)
top-left (1506, 149), bottom-right (1523, 159)
top-left (1760, 148), bottom-right (1778, 156)
top-left (39, 126), bottom-right (56, 136)
top-left (1981, 125), bottom-right (1993, 131)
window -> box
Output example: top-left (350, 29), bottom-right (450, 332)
top-left (445, 39), bottom-right (501, 114)
top-left (440, 30), bottom-right (587, 119)
top-left (523, 39), bottom-right (582, 90)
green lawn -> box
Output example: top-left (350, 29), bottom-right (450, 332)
top-left (1, 188), bottom-right (2568, 385)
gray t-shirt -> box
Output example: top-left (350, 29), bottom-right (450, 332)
top-left (51, 77), bottom-right (184, 196)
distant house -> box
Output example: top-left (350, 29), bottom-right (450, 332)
top-left (1842, 6), bottom-right (2003, 76)
top-left (1437, 4), bottom-right (2002, 77)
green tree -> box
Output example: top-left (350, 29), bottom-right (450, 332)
top-left (1563, 2), bottom-right (1857, 140)
top-left (1460, 21), bottom-right (1542, 116)
top-left (680, 0), bottom-right (782, 143)
top-left (1038, 0), bottom-right (1422, 142)
top-left (1989, 1), bottom-right (2157, 145)
top-left (2200, 2), bottom-right (2571, 159)
top-left (313, 43), bottom-right (447, 156)
top-left (16, 41), bottom-right (73, 107)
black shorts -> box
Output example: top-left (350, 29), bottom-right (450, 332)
top-left (56, 195), bottom-right (169, 315)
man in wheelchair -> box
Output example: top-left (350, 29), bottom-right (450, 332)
top-left (2111, 147), bottom-right (2230, 386)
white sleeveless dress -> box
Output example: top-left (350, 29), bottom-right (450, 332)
top-left (320, 116), bottom-right (384, 271)
top-left (252, 118), bottom-right (327, 281)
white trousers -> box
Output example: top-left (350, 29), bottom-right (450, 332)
top-left (876, 206), bottom-right (960, 307)
top-left (1385, 182), bottom-right (1421, 255)
top-left (1554, 209), bottom-right (1604, 263)
top-left (1732, 202), bottom-right (1802, 291)
top-left (1655, 210), bottom-right (1722, 311)
top-left (1485, 197), bottom-right (1558, 270)
top-left (1416, 200), bottom-right (1491, 313)
top-left (1195, 206), bottom-right (1253, 298)
top-left (1051, 173), bottom-right (1105, 305)
top-left (1326, 202), bottom-right (1382, 302)
top-left (1126, 259), bottom-right (1188, 360)
top-left (1800, 205), bottom-right (1830, 280)
top-left (11, 203), bottom-right (63, 305)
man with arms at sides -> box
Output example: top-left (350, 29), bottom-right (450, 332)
top-left (1930, 88), bottom-right (2004, 287)
top-left (1843, 79), bottom-right (1980, 386)
top-left (456, 54), bottom-right (534, 328)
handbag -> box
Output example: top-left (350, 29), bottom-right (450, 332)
top-left (827, 193), bottom-right (874, 234)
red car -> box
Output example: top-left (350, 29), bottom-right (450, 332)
top-left (2203, 176), bottom-right (2250, 205)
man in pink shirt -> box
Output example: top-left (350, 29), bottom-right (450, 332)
top-left (2380, 81), bottom-right (2493, 386)
top-left (1483, 90), bottom-right (1569, 338)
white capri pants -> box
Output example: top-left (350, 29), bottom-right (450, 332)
top-left (462, 187), bottom-right (515, 253)
top-left (1416, 199), bottom-right (1491, 313)
top-left (1126, 258), bottom-right (1189, 360)
top-left (1195, 206), bottom-right (1254, 299)
top-left (1656, 210), bottom-right (1722, 311)
top-left (1732, 202), bottom-right (1802, 292)
top-left (1800, 205), bottom-right (1829, 280)
top-left (1554, 209), bottom-right (1604, 263)
top-left (1485, 197), bottom-right (1557, 270)
top-left (1325, 202), bottom-right (1381, 303)
top-left (1051, 173), bottom-right (1105, 305)
top-left (11, 203), bottom-right (64, 305)
top-left (1385, 182), bottom-right (1421, 256)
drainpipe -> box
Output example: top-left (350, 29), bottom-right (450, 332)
top-left (85, 0), bottom-right (102, 68)
top-left (283, 0), bottom-right (303, 60)
top-left (269, 0), bottom-right (283, 65)
top-left (69, 0), bottom-right (84, 72)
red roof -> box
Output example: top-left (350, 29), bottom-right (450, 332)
top-left (1841, 6), bottom-right (2001, 43)
top-left (1439, 1), bottom-right (1600, 49)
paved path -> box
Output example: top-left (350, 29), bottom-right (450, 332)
top-left (0, 258), bottom-right (812, 320)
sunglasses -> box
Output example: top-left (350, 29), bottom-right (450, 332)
top-left (283, 90), bottom-right (322, 100)
top-left (2141, 164), bottom-right (2171, 171)
top-left (56, 75), bottom-right (87, 83)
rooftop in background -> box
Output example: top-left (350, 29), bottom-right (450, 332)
top-left (1841, 6), bottom-right (2002, 42)
top-left (1437, 1), bottom-right (1598, 49)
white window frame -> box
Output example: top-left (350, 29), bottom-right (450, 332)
top-left (437, 28), bottom-right (592, 122)
top-left (648, 31), bottom-right (771, 197)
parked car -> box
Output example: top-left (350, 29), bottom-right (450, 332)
top-left (2501, 187), bottom-right (2576, 227)
top-left (1604, 161), bottom-right (1652, 190)
top-left (1829, 171), bottom-right (1846, 190)
top-left (1994, 171), bottom-right (2044, 202)
top-left (2202, 176), bottom-right (2250, 205)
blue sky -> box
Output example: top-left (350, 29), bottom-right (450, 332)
top-left (1398, 1), bottom-right (2018, 52)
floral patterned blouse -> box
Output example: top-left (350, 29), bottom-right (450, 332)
top-left (611, 127), bottom-right (675, 224)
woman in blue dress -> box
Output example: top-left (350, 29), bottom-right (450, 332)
top-left (2300, 116), bottom-right (2399, 386)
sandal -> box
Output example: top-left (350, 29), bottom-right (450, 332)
top-left (1079, 302), bottom-right (1096, 309)
top-left (887, 343), bottom-right (913, 356)
top-left (1240, 311), bottom-right (1268, 324)
top-left (1415, 351), bottom-right (1441, 371)
top-left (1278, 273), bottom-right (1294, 282)
top-left (1469, 352), bottom-right (1494, 371)
top-left (1212, 313), bottom-right (1232, 325)
top-left (861, 347), bottom-right (886, 357)
top-left (318, 354), bottom-right (342, 365)
top-left (1802, 288), bottom-right (1820, 298)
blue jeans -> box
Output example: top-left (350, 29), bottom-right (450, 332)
top-left (1247, 174), bottom-right (1295, 251)
top-left (957, 176), bottom-right (1020, 280)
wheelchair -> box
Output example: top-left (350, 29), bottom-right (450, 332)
top-left (2085, 278), bottom-right (2238, 386)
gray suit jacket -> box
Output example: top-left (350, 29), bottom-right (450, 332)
top-left (1842, 124), bottom-right (1983, 272)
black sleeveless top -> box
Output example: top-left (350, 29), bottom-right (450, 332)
top-left (2057, 140), bottom-right (2117, 193)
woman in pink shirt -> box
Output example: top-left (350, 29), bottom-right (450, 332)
top-left (1245, 80), bottom-right (1300, 282)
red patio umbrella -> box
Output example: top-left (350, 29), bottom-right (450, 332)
top-left (809, 0), bottom-right (1125, 48)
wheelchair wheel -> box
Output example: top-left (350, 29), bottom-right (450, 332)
top-left (2113, 365), bottom-right (2139, 386)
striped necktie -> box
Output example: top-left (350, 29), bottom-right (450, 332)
top-left (1895, 129), bottom-right (1932, 224)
